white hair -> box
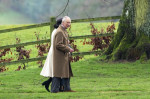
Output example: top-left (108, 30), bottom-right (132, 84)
top-left (62, 16), bottom-right (71, 22)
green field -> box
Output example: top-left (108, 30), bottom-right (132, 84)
top-left (1, 22), bottom-right (150, 99)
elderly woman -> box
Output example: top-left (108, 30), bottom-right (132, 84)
top-left (40, 18), bottom-right (62, 92)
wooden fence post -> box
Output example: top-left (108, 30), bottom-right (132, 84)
top-left (50, 17), bottom-right (56, 43)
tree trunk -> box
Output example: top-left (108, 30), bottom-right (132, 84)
top-left (105, 0), bottom-right (150, 61)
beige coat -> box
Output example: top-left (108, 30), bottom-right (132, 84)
top-left (53, 26), bottom-right (73, 78)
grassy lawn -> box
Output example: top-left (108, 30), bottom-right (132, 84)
top-left (1, 22), bottom-right (150, 99)
top-left (0, 22), bottom-right (118, 62)
top-left (0, 55), bottom-right (150, 99)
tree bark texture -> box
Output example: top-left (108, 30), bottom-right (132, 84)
top-left (105, 0), bottom-right (150, 61)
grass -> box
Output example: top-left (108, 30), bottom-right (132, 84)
top-left (0, 55), bottom-right (150, 99)
top-left (1, 22), bottom-right (150, 99)
top-left (0, 22), bottom-right (118, 63)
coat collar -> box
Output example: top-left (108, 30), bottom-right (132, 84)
top-left (59, 25), bottom-right (66, 32)
top-left (58, 26), bottom-right (68, 39)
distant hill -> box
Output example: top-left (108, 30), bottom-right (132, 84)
top-left (0, 4), bottom-right (33, 24)
top-left (0, 0), bottom-right (124, 24)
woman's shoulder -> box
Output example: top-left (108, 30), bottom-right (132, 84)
top-left (52, 29), bottom-right (57, 33)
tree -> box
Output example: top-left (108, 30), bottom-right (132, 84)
top-left (105, 0), bottom-right (150, 61)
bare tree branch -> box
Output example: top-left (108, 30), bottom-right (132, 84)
top-left (56, 0), bottom-right (70, 18)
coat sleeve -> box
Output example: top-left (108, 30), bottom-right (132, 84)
top-left (55, 32), bottom-right (70, 53)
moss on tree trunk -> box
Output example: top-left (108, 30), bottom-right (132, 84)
top-left (105, 0), bottom-right (150, 61)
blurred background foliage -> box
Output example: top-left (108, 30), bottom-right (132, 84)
top-left (0, 0), bottom-right (124, 24)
